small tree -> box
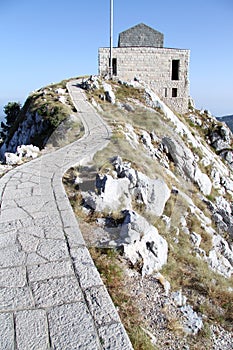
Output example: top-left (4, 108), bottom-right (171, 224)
top-left (0, 102), bottom-right (21, 141)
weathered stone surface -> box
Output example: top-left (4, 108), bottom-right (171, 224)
top-left (118, 23), bottom-right (164, 48)
top-left (18, 231), bottom-right (40, 252)
top-left (84, 156), bottom-right (170, 217)
top-left (36, 239), bottom-right (69, 261)
top-left (0, 231), bottom-right (17, 249)
top-left (5, 152), bottom-right (22, 165)
top-left (162, 136), bottom-right (212, 195)
top-left (103, 83), bottom-right (116, 104)
top-left (85, 286), bottom-right (120, 327)
top-left (0, 266), bottom-right (27, 287)
top-left (98, 323), bottom-right (133, 350)
top-left (48, 303), bottom-right (101, 350)
top-left (162, 136), bottom-right (195, 179)
top-left (0, 245), bottom-right (26, 268)
top-left (72, 246), bottom-right (104, 289)
top-left (31, 276), bottom-right (83, 308)
top-left (0, 313), bottom-right (14, 349)
top-left (64, 226), bottom-right (86, 247)
top-left (194, 167), bottom-right (212, 196)
top-left (207, 234), bottom-right (233, 278)
top-left (0, 286), bottom-right (34, 311)
top-left (118, 210), bottom-right (168, 276)
top-left (181, 305), bottom-right (203, 335)
top-left (15, 309), bottom-right (49, 350)
top-left (27, 260), bottom-right (74, 282)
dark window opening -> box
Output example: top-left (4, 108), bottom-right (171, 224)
top-left (172, 59), bottom-right (180, 80)
top-left (164, 88), bottom-right (168, 97)
top-left (112, 58), bottom-right (117, 76)
top-left (172, 88), bottom-right (178, 97)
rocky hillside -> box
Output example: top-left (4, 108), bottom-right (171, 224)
top-left (1, 76), bottom-right (233, 349)
top-left (64, 77), bottom-right (233, 350)
top-left (0, 78), bottom-right (83, 162)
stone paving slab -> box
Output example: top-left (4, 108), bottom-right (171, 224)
top-left (0, 80), bottom-right (133, 349)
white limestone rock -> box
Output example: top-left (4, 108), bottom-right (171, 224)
top-left (17, 145), bottom-right (40, 159)
top-left (207, 249), bottom-right (232, 278)
top-left (5, 152), bottom-right (22, 165)
top-left (131, 172), bottom-right (170, 216)
top-left (0, 163), bottom-right (13, 176)
top-left (162, 137), bottom-right (212, 195)
top-left (103, 83), bottom-right (115, 104)
top-left (123, 124), bottom-right (139, 149)
top-left (82, 174), bottom-right (131, 213)
top-left (194, 167), bottom-right (212, 196)
top-left (162, 136), bottom-right (195, 180)
top-left (140, 130), bottom-right (155, 155)
top-left (190, 232), bottom-right (202, 247)
top-left (180, 305), bottom-right (203, 335)
top-left (221, 176), bottom-right (233, 192)
top-left (215, 196), bottom-right (232, 216)
top-left (207, 234), bottom-right (233, 278)
top-left (112, 156), bottom-right (170, 216)
top-left (118, 210), bottom-right (168, 276)
top-left (144, 87), bottom-right (199, 148)
top-left (171, 290), bottom-right (187, 307)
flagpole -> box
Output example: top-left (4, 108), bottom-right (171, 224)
top-left (109, 0), bottom-right (113, 77)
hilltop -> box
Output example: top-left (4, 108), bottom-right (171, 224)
top-left (0, 76), bottom-right (232, 349)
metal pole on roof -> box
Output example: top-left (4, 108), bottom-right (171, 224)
top-left (109, 0), bottom-right (113, 78)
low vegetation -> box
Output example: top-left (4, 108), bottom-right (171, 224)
top-left (89, 247), bottom-right (156, 350)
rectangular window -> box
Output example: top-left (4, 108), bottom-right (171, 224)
top-left (112, 58), bottom-right (117, 76)
top-left (164, 88), bottom-right (168, 97)
top-left (172, 88), bottom-right (178, 97)
top-left (172, 60), bottom-right (180, 80)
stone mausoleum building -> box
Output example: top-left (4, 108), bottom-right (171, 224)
top-left (98, 23), bottom-right (190, 114)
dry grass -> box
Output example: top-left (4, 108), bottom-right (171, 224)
top-left (161, 230), bottom-right (233, 331)
top-left (89, 247), bottom-right (155, 350)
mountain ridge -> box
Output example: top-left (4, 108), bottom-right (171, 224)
top-left (0, 76), bottom-right (232, 349)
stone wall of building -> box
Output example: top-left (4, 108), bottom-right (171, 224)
top-left (118, 23), bottom-right (164, 48)
top-left (98, 47), bottom-right (190, 114)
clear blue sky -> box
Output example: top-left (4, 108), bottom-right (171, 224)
top-left (0, 0), bottom-right (232, 120)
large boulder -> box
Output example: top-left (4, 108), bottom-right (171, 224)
top-left (162, 136), bottom-right (195, 179)
top-left (194, 167), bottom-right (212, 196)
top-left (5, 152), bottom-right (22, 165)
top-left (118, 210), bottom-right (168, 276)
top-left (82, 174), bottom-right (131, 212)
top-left (162, 137), bottom-right (212, 195)
top-left (112, 156), bottom-right (170, 216)
top-left (17, 144), bottom-right (40, 159)
top-left (131, 172), bottom-right (171, 216)
top-left (103, 83), bottom-right (116, 104)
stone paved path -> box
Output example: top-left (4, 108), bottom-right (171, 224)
top-left (0, 81), bottom-right (133, 349)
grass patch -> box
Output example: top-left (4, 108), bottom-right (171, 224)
top-left (161, 229), bottom-right (233, 331)
top-left (89, 247), bottom-right (155, 350)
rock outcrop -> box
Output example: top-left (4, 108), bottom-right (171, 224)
top-left (117, 210), bottom-right (168, 276)
top-left (162, 137), bottom-right (212, 195)
top-left (82, 156), bottom-right (170, 217)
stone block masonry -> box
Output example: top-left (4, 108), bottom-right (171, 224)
top-left (99, 47), bottom-right (190, 114)
top-left (118, 23), bottom-right (164, 48)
